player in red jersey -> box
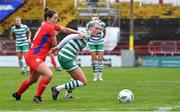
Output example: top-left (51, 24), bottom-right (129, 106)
top-left (50, 24), bottom-right (62, 71)
top-left (12, 8), bottom-right (87, 103)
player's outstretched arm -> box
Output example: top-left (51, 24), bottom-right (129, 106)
top-left (59, 27), bottom-right (88, 39)
top-left (57, 34), bottom-right (81, 49)
top-left (50, 34), bottom-right (82, 55)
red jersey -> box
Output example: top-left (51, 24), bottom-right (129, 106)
top-left (27, 22), bottom-right (58, 60)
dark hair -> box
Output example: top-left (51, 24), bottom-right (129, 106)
top-left (44, 7), bottom-right (49, 12)
top-left (44, 7), bottom-right (57, 21)
top-left (92, 9), bottom-right (98, 14)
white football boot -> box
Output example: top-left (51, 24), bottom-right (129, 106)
top-left (98, 73), bottom-right (103, 81)
top-left (93, 73), bottom-right (98, 81)
top-left (64, 91), bottom-right (73, 99)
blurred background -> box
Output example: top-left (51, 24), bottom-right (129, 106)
top-left (0, 0), bottom-right (180, 67)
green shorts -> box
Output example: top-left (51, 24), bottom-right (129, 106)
top-left (58, 55), bottom-right (79, 71)
top-left (88, 44), bottom-right (104, 52)
top-left (16, 45), bottom-right (29, 52)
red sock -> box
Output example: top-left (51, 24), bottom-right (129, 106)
top-left (17, 80), bottom-right (30, 95)
top-left (51, 56), bottom-right (57, 69)
top-left (35, 77), bottom-right (51, 97)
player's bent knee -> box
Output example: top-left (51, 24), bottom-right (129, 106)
top-left (82, 80), bottom-right (88, 86)
top-left (83, 83), bottom-right (87, 86)
top-left (46, 75), bottom-right (53, 80)
top-left (45, 72), bottom-right (53, 80)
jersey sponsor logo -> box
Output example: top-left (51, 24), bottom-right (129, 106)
top-left (36, 58), bottom-right (40, 62)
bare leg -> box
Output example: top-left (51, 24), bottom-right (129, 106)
top-left (68, 67), bottom-right (87, 85)
top-left (56, 67), bottom-right (87, 91)
top-left (33, 62), bottom-right (53, 103)
top-left (53, 67), bottom-right (87, 100)
top-left (13, 71), bottom-right (40, 100)
top-left (36, 62), bottom-right (53, 79)
top-left (28, 72), bottom-right (41, 85)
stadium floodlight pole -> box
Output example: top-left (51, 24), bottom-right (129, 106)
top-left (43, 0), bottom-right (46, 9)
top-left (74, 0), bottom-right (77, 8)
top-left (129, 0), bottom-right (134, 50)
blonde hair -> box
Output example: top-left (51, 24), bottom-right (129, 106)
top-left (14, 16), bottom-right (21, 21)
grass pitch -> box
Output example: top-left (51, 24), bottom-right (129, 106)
top-left (0, 67), bottom-right (180, 111)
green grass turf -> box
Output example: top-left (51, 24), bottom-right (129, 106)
top-left (0, 67), bottom-right (180, 111)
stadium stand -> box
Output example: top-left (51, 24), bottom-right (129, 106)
top-left (1, 0), bottom-right (180, 34)
top-left (0, 0), bottom-right (180, 56)
top-left (0, 0), bottom-right (75, 36)
top-left (0, 0), bottom-right (26, 22)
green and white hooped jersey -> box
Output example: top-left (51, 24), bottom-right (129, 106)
top-left (11, 24), bottom-right (29, 46)
top-left (58, 33), bottom-right (90, 61)
top-left (86, 19), bottom-right (106, 45)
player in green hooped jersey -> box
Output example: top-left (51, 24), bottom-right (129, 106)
top-left (51, 22), bottom-right (101, 100)
top-left (9, 16), bottom-right (31, 75)
top-left (86, 10), bottom-right (106, 81)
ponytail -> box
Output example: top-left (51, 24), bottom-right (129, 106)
top-left (44, 7), bottom-right (57, 21)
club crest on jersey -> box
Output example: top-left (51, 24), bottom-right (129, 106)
top-left (36, 58), bottom-right (40, 62)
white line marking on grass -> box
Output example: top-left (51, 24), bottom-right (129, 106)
top-left (154, 105), bottom-right (180, 112)
top-left (137, 81), bottom-right (180, 84)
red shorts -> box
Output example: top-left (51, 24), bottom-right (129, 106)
top-left (25, 55), bottom-right (45, 74)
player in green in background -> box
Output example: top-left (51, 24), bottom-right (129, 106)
top-left (86, 9), bottom-right (106, 81)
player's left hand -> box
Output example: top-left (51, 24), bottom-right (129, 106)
top-left (78, 32), bottom-right (88, 39)
top-left (28, 39), bottom-right (31, 44)
top-left (50, 46), bottom-right (59, 55)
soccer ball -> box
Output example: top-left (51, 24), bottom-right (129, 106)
top-left (118, 89), bottom-right (134, 103)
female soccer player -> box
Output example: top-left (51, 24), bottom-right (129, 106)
top-left (9, 16), bottom-right (31, 75)
top-left (51, 22), bottom-right (101, 100)
top-left (12, 8), bottom-right (86, 103)
top-left (86, 9), bottom-right (106, 81)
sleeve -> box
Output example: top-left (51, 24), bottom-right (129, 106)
top-left (25, 25), bottom-right (29, 32)
top-left (54, 24), bottom-right (61, 31)
top-left (57, 34), bottom-right (81, 49)
top-left (48, 26), bottom-right (56, 37)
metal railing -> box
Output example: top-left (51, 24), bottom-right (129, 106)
top-left (0, 40), bottom-right (151, 55)
top-left (148, 40), bottom-right (180, 56)
top-left (2, 40), bottom-right (180, 56)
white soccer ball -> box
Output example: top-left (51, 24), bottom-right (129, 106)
top-left (118, 89), bottom-right (134, 103)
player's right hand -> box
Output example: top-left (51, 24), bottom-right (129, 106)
top-left (28, 39), bottom-right (31, 44)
